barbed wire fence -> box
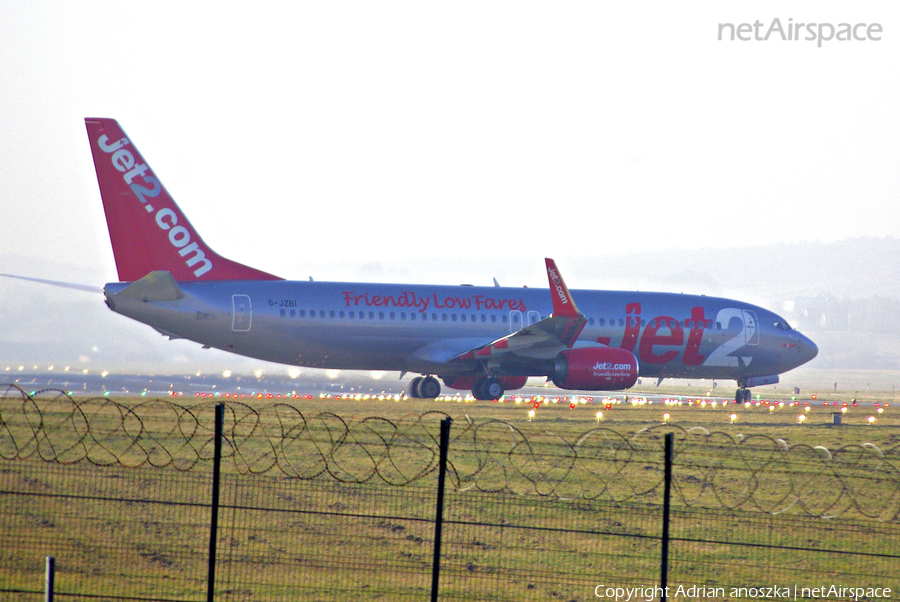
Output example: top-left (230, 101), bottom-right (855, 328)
top-left (2, 384), bottom-right (899, 600)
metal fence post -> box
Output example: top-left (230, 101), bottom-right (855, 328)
top-left (45, 555), bottom-right (54, 602)
top-left (660, 432), bottom-right (673, 602)
top-left (207, 403), bottom-right (224, 602)
top-left (431, 417), bottom-right (452, 602)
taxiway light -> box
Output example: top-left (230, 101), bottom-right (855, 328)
top-left (595, 411), bottom-right (603, 422)
top-left (878, 408), bottom-right (884, 414)
top-left (729, 413), bottom-right (737, 424)
top-left (798, 415), bottom-right (806, 423)
top-left (663, 413), bottom-right (670, 424)
top-left (528, 409), bottom-right (536, 421)
top-left (868, 416), bottom-right (876, 424)
top-left (841, 407), bottom-right (848, 414)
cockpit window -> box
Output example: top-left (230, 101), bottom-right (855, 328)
top-left (774, 320), bottom-right (792, 332)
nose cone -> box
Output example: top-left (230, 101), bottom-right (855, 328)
top-left (795, 332), bottom-right (818, 367)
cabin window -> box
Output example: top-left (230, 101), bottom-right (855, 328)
top-left (379, 312), bottom-right (385, 320)
top-left (491, 315), bottom-right (497, 323)
top-left (280, 309), bottom-right (286, 317)
top-left (460, 314), bottom-right (467, 323)
top-left (451, 314), bottom-right (458, 322)
top-left (290, 309), bottom-right (296, 318)
top-left (410, 313), bottom-right (416, 321)
top-left (339, 311), bottom-right (345, 318)
top-left (442, 313), bottom-right (448, 322)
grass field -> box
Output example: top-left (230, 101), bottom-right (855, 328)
top-left (2, 384), bottom-right (899, 600)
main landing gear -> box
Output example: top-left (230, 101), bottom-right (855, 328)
top-left (407, 374), bottom-right (506, 400)
top-left (408, 375), bottom-right (441, 399)
top-left (473, 377), bottom-right (504, 401)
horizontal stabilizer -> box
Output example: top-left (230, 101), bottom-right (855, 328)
top-left (114, 271), bottom-right (185, 302)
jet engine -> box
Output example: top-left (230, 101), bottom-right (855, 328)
top-left (551, 347), bottom-right (639, 391)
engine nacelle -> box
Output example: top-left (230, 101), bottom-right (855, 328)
top-left (551, 347), bottom-right (639, 391)
top-left (442, 375), bottom-right (528, 391)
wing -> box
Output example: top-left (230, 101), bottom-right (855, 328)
top-left (450, 258), bottom-right (587, 364)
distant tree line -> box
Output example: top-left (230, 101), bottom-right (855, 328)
top-left (793, 295), bottom-right (900, 334)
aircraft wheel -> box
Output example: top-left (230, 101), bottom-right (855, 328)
top-left (483, 378), bottom-right (505, 400)
top-left (472, 378), bottom-right (485, 400)
top-left (408, 376), bottom-right (424, 399)
top-left (743, 388), bottom-right (751, 403)
top-left (472, 378), bottom-right (490, 401)
top-left (735, 389), bottom-right (742, 403)
top-left (419, 376), bottom-right (441, 399)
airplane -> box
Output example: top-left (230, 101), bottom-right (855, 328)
top-left (81, 117), bottom-right (817, 402)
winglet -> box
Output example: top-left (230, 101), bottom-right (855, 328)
top-left (545, 258), bottom-right (581, 318)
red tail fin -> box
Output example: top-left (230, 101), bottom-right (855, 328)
top-left (85, 118), bottom-right (282, 282)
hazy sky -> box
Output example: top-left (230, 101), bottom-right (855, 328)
top-left (2, 1), bottom-right (899, 288)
